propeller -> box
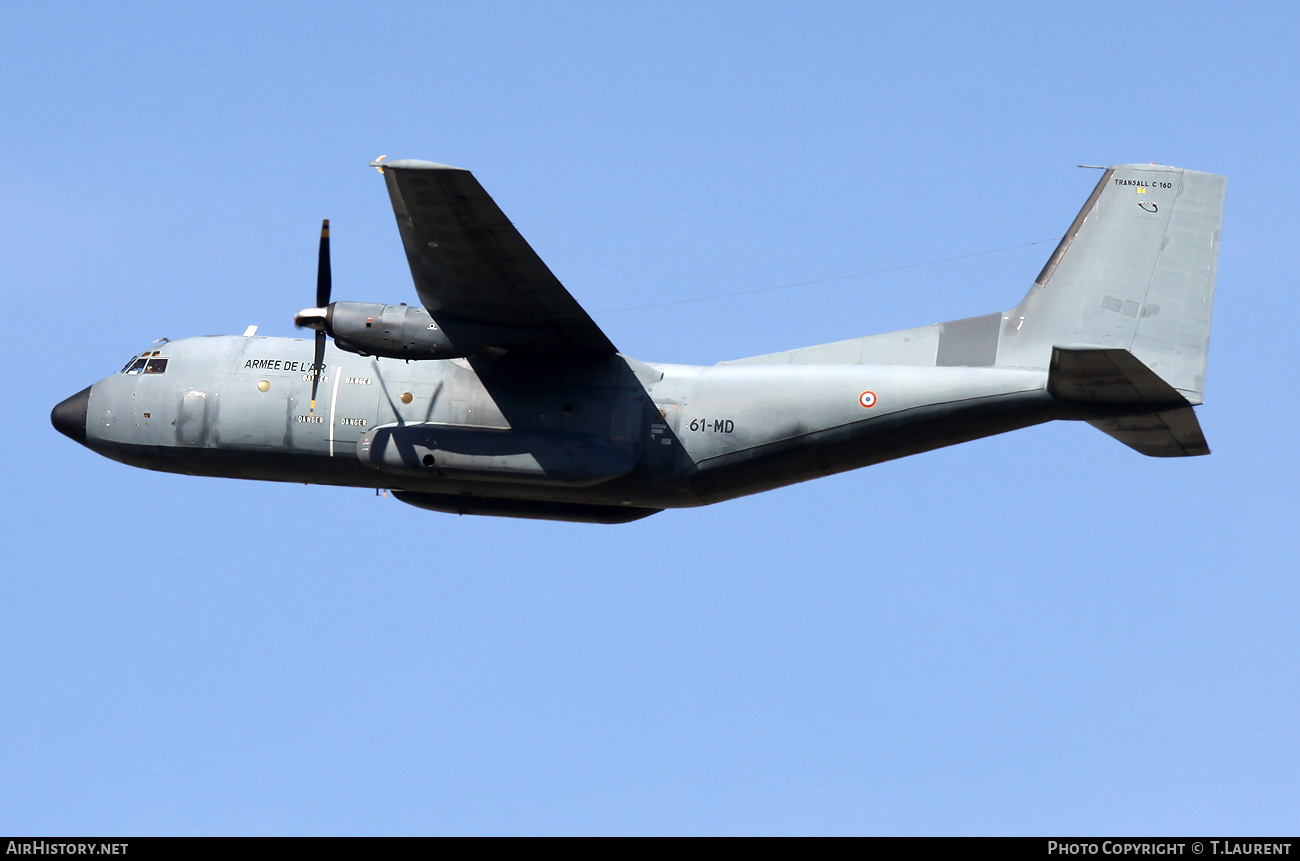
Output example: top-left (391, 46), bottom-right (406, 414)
top-left (294, 219), bottom-right (331, 414)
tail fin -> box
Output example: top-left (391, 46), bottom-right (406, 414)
top-left (998, 164), bottom-right (1226, 405)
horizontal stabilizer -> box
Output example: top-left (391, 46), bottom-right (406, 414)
top-left (1048, 347), bottom-right (1209, 457)
top-left (1086, 409), bottom-right (1209, 458)
top-left (1048, 347), bottom-right (1186, 404)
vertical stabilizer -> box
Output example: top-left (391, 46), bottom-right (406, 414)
top-left (997, 165), bottom-right (1225, 403)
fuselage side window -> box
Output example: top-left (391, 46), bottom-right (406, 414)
top-left (144, 358), bottom-right (169, 374)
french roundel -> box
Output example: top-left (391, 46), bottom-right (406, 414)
top-left (859, 390), bottom-right (877, 408)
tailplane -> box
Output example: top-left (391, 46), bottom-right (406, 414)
top-left (1048, 347), bottom-right (1209, 457)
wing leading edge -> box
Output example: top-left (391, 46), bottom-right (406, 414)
top-left (373, 158), bottom-right (617, 356)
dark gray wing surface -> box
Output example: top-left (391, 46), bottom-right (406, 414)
top-left (374, 159), bottom-right (617, 355)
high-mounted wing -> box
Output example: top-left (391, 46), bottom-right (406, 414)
top-left (373, 159), bottom-right (617, 356)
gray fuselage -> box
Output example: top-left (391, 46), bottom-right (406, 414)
top-left (59, 333), bottom-right (1058, 521)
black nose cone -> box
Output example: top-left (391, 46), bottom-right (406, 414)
top-left (51, 386), bottom-right (91, 445)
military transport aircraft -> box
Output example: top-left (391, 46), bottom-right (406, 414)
top-left (51, 159), bottom-right (1225, 523)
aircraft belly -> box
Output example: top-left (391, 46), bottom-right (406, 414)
top-left (687, 389), bottom-right (1056, 504)
top-left (391, 492), bottom-right (662, 524)
top-left (89, 440), bottom-right (691, 509)
top-left (96, 443), bottom-right (388, 486)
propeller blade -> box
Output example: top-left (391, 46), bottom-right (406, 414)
top-left (316, 219), bottom-right (331, 308)
top-left (309, 330), bottom-right (326, 414)
top-left (309, 219), bottom-right (330, 414)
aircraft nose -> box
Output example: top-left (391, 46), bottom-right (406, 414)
top-left (51, 386), bottom-right (91, 445)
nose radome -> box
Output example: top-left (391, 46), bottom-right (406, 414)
top-left (51, 386), bottom-right (91, 445)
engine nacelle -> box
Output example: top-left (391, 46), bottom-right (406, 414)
top-left (306, 302), bottom-right (552, 360)
top-left (327, 302), bottom-right (454, 359)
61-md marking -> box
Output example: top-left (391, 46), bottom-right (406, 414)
top-left (688, 418), bottom-right (735, 433)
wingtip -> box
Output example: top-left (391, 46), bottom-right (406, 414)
top-left (369, 157), bottom-right (466, 172)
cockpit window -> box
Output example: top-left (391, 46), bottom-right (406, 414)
top-left (121, 352), bottom-right (169, 375)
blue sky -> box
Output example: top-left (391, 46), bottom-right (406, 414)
top-left (3, 1), bottom-right (1298, 835)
